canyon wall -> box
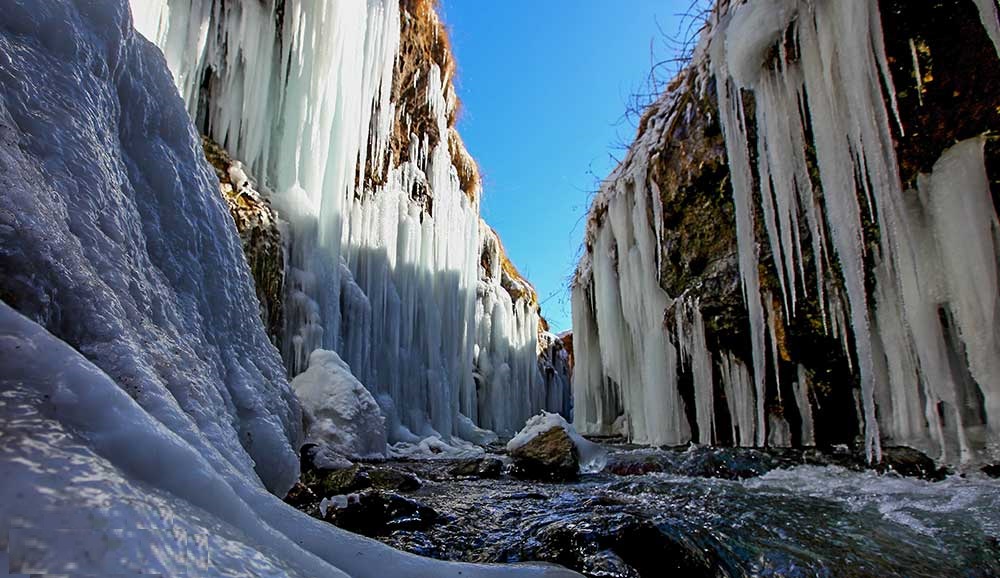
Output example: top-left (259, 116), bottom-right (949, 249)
top-left (0, 0), bottom-right (574, 575)
top-left (573, 0), bottom-right (1000, 467)
top-left (132, 0), bottom-right (571, 445)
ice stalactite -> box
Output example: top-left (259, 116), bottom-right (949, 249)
top-left (474, 224), bottom-right (571, 436)
top-left (973, 0), bottom-right (1000, 56)
top-left (707, 0), bottom-right (999, 464)
top-left (574, 0), bottom-right (1000, 466)
top-left (719, 353), bottom-right (757, 447)
top-left (872, 137), bottom-right (1000, 465)
top-left (711, 0), bottom-right (903, 461)
top-left (130, 0), bottom-right (566, 447)
top-left (794, 365), bottom-right (816, 447)
top-left (577, 172), bottom-right (692, 446)
top-left (677, 298), bottom-right (716, 445)
top-left (537, 331), bottom-right (574, 420)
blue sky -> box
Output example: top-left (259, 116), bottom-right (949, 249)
top-left (440, 1), bottom-right (694, 332)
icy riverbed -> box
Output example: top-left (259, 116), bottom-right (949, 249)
top-left (295, 445), bottom-right (1000, 577)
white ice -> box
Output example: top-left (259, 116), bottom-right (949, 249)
top-left (0, 1), bottom-right (578, 575)
top-left (292, 349), bottom-right (388, 459)
top-left (129, 0), bottom-right (569, 449)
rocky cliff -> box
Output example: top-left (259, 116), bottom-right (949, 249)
top-left (573, 0), bottom-right (1000, 467)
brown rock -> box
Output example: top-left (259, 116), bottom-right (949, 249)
top-left (510, 427), bottom-right (579, 481)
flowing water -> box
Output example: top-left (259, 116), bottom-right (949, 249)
top-left (312, 445), bottom-right (1000, 577)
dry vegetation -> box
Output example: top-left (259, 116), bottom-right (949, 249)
top-left (364, 0), bottom-right (481, 203)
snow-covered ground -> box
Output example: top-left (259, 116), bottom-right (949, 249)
top-left (0, 1), bottom-right (577, 575)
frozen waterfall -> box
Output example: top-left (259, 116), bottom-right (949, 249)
top-left (0, 0), bottom-right (576, 575)
top-left (573, 0), bottom-right (1000, 467)
top-left (130, 0), bottom-right (570, 446)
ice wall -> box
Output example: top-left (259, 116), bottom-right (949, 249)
top-left (130, 0), bottom-right (569, 446)
top-left (0, 1), bottom-right (578, 575)
top-left (475, 224), bottom-right (572, 436)
top-left (573, 0), bottom-right (1000, 466)
top-left (710, 0), bottom-right (999, 464)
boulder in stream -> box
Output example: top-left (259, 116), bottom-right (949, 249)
top-left (507, 412), bottom-right (607, 481)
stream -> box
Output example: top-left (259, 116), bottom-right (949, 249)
top-left (290, 444), bottom-right (1000, 577)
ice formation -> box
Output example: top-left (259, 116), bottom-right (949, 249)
top-left (292, 349), bottom-right (388, 459)
top-left (0, 1), bottom-right (578, 575)
top-left (508, 412), bottom-right (608, 474)
top-left (129, 0), bottom-right (570, 447)
top-left (973, 0), bottom-right (1000, 56)
top-left (476, 224), bottom-right (573, 435)
top-left (573, 0), bottom-right (1000, 466)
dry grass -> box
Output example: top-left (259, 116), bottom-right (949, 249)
top-left (375, 0), bottom-right (481, 203)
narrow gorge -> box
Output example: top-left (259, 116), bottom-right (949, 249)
top-left (1, 0), bottom-right (999, 577)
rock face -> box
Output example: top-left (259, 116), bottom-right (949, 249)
top-left (572, 0), bottom-right (1000, 468)
top-left (322, 491), bottom-right (439, 538)
top-left (510, 427), bottom-right (580, 481)
top-left (202, 137), bottom-right (285, 346)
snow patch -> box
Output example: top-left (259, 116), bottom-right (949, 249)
top-left (293, 349), bottom-right (387, 459)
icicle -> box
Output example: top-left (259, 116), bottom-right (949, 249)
top-left (765, 293), bottom-right (783, 403)
top-left (794, 365), bottom-right (815, 446)
top-left (973, 0), bottom-right (1000, 57)
top-left (710, 25), bottom-right (768, 447)
top-left (909, 39), bottom-right (924, 107)
top-left (719, 352), bottom-right (756, 447)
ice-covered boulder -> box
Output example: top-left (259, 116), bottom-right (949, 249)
top-left (293, 349), bottom-right (388, 459)
top-left (507, 413), bottom-right (607, 479)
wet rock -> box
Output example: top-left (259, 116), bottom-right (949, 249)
top-left (606, 455), bottom-right (664, 477)
top-left (504, 491), bottom-right (548, 501)
top-left (581, 551), bottom-right (640, 578)
top-left (368, 467), bottom-right (423, 492)
top-left (307, 464), bottom-right (371, 496)
top-left (685, 447), bottom-right (776, 479)
top-left (802, 446), bottom-right (859, 469)
top-left (522, 513), bottom-right (716, 578)
top-left (509, 426), bottom-right (579, 481)
top-left (283, 482), bottom-right (317, 509)
top-left (323, 490), bottom-right (438, 537)
top-left (300, 442), bottom-right (354, 473)
top-left (874, 446), bottom-right (948, 481)
top-left (982, 464), bottom-right (1000, 478)
top-left (448, 457), bottom-right (503, 479)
